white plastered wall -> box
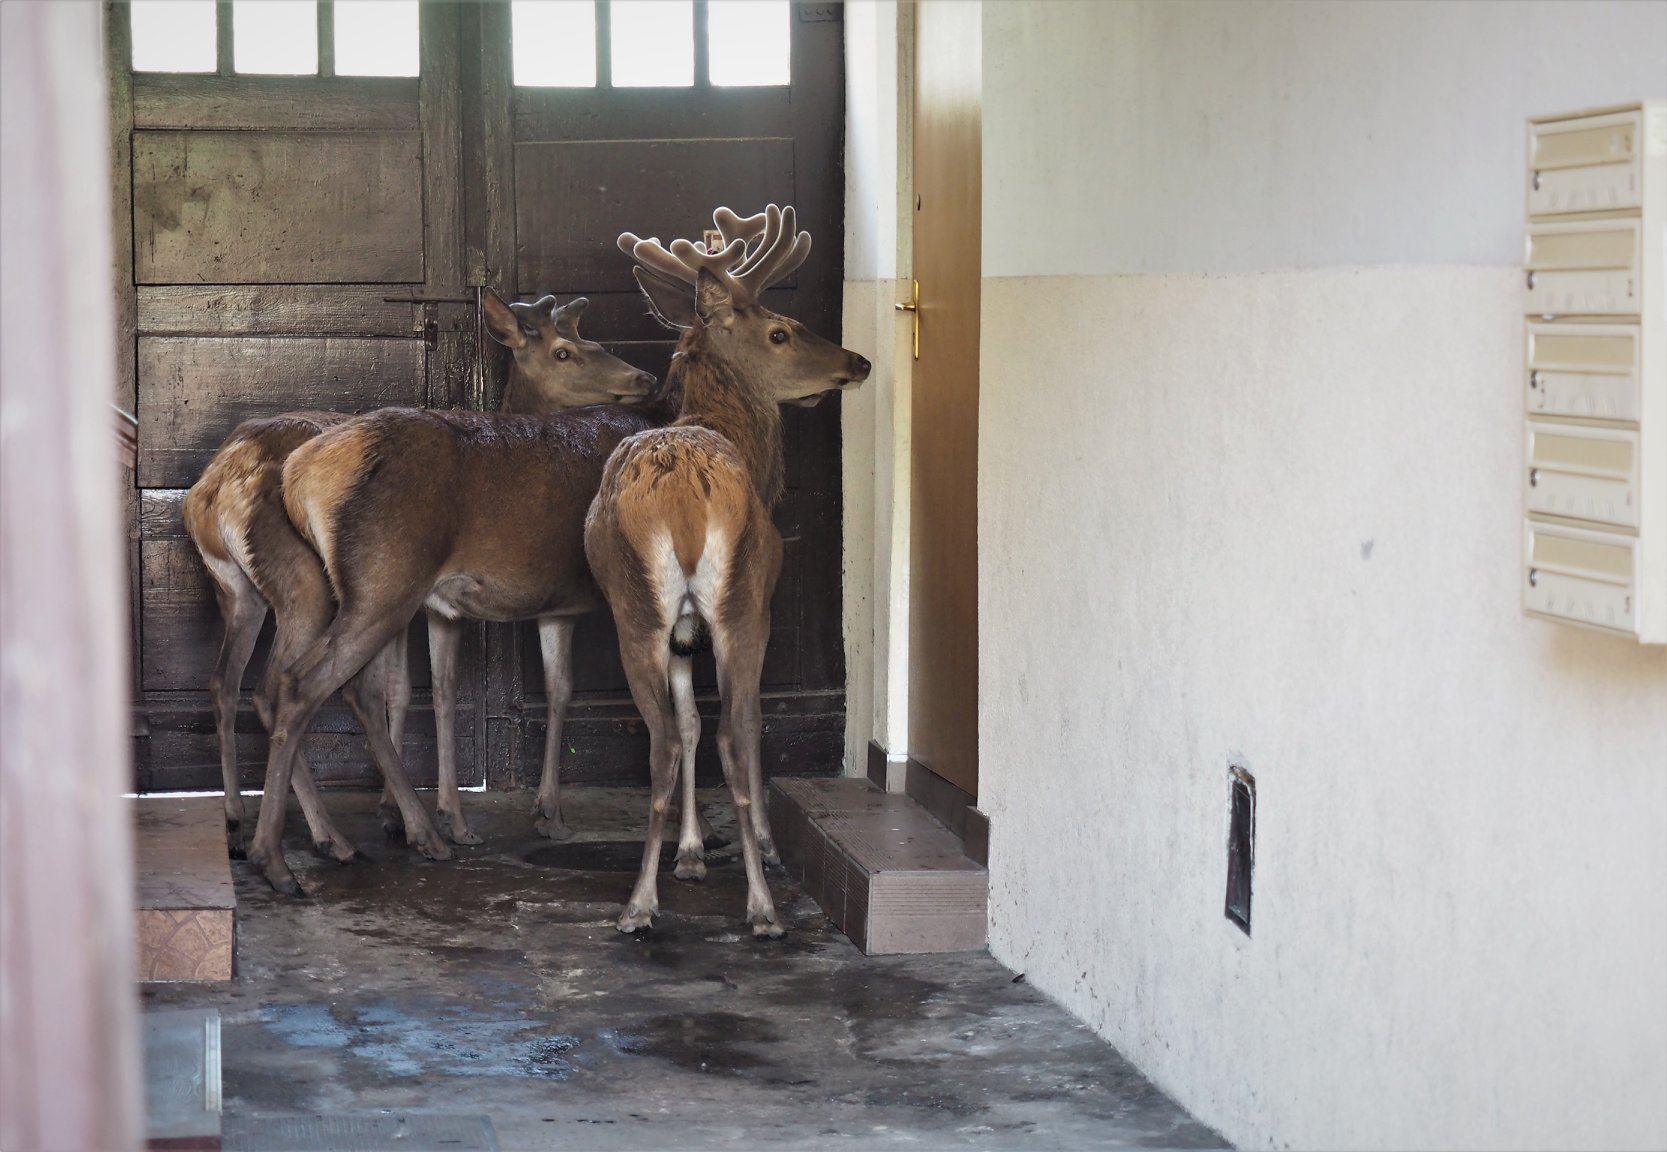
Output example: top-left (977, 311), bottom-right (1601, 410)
top-left (842, 0), bottom-right (912, 777)
top-left (973, 2), bottom-right (1667, 1150)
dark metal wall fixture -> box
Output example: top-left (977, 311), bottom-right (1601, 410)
top-left (1225, 764), bottom-right (1255, 936)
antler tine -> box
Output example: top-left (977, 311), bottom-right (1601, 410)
top-left (714, 207), bottom-right (768, 253)
top-left (732, 204), bottom-right (811, 295)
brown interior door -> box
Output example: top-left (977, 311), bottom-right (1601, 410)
top-left (909, 0), bottom-right (982, 799)
top-left (112, 2), bottom-right (478, 792)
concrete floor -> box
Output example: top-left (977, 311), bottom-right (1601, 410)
top-left (143, 788), bottom-right (1226, 1150)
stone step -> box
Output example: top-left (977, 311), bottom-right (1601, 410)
top-left (769, 777), bottom-right (987, 954)
top-left (143, 1007), bottom-right (222, 1150)
top-left (135, 796), bottom-right (235, 982)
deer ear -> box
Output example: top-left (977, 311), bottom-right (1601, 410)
top-left (694, 267), bottom-right (734, 326)
top-left (633, 267), bottom-right (697, 330)
top-left (481, 290), bottom-right (527, 349)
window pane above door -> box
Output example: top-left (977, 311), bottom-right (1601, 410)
top-left (708, 0), bottom-right (790, 86)
top-left (130, 0), bottom-right (217, 73)
top-left (610, 0), bottom-right (693, 88)
top-left (233, 0), bottom-right (318, 75)
top-left (335, 0), bottom-right (419, 77)
top-left (513, 0), bottom-right (598, 87)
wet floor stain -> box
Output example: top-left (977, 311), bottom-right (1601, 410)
top-left (260, 999), bottom-right (585, 1081)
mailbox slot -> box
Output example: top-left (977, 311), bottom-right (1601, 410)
top-left (1525, 421), bottom-right (1640, 528)
top-left (1526, 323), bottom-right (1640, 421)
top-left (1524, 520), bottom-right (1636, 634)
top-left (1524, 219), bottom-right (1641, 316)
top-left (1528, 110), bottom-right (1643, 215)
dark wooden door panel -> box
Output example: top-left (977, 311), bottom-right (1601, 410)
top-left (514, 137), bottom-right (795, 292)
top-left (133, 75), bottom-right (420, 132)
top-left (136, 335), bottom-right (426, 487)
top-left (115, 4), bottom-right (472, 794)
top-left (133, 130), bottom-right (425, 284)
top-left (137, 286), bottom-right (416, 337)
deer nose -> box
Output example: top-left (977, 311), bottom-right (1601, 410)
top-left (850, 354), bottom-right (872, 380)
top-left (633, 370), bottom-right (655, 391)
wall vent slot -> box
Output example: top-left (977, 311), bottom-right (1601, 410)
top-left (1225, 765), bottom-right (1255, 936)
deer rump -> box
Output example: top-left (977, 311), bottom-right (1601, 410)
top-left (585, 424), bottom-right (783, 658)
top-left (283, 405), bottom-right (658, 623)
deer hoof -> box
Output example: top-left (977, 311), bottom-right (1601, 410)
top-left (249, 848), bottom-right (302, 896)
top-left (378, 802), bottom-right (405, 837)
top-left (534, 816), bottom-right (574, 841)
top-left (315, 837), bottom-right (361, 864)
top-left (226, 824), bottom-right (249, 860)
top-left (749, 911), bottom-right (785, 939)
top-left (674, 851), bottom-right (707, 882)
top-left (410, 830), bottom-right (454, 862)
top-left (438, 811), bottom-right (483, 847)
top-left (616, 905), bottom-right (655, 933)
top-left (757, 837), bottom-right (782, 868)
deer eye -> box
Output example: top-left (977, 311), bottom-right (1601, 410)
top-left (554, 347), bottom-right (571, 361)
top-left (769, 328), bottom-right (789, 345)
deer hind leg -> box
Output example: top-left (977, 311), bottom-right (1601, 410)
top-left (340, 638), bottom-right (452, 865)
top-left (533, 615), bottom-right (575, 841)
top-left (377, 626), bottom-right (411, 836)
top-left (249, 602), bottom-right (438, 893)
top-left (670, 652), bottom-right (706, 881)
top-left (255, 602), bottom-right (360, 866)
top-left (205, 562), bottom-right (266, 856)
top-left (426, 611), bottom-right (480, 846)
top-left (249, 511), bottom-right (360, 865)
top-left (712, 620), bottom-right (783, 938)
top-left (616, 630), bottom-right (679, 933)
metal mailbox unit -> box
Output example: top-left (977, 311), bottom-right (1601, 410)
top-left (1523, 102), bottom-right (1667, 643)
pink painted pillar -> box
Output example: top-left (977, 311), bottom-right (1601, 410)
top-left (1, 2), bottom-right (144, 1149)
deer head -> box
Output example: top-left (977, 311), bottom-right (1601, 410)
top-left (482, 290), bottom-right (656, 413)
top-left (618, 204), bottom-right (870, 406)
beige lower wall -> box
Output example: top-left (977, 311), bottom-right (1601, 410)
top-left (977, 266), bottom-right (1667, 1150)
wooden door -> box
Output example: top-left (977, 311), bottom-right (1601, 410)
top-left (909, 0), bottom-right (981, 799)
top-left (468, 2), bottom-right (850, 790)
top-left (114, 1), bottom-right (850, 794)
top-left (111, 2), bottom-right (480, 792)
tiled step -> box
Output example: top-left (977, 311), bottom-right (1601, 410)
top-left (135, 796), bottom-right (235, 982)
top-left (143, 1007), bottom-right (222, 1150)
top-left (769, 777), bottom-right (987, 955)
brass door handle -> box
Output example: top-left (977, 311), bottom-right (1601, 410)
top-left (894, 279), bottom-right (919, 359)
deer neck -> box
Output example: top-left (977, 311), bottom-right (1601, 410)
top-left (498, 363), bottom-right (541, 415)
top-left (671, 335), bottom-right (784, 508)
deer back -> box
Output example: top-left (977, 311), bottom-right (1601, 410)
top-left (284, 404), bottom-right (659, 618)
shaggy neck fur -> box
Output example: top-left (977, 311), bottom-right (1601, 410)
top-left (669, 330), bottom-right (785, 508)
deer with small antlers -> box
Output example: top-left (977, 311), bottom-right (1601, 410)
top-left (185, 292), bottom-right (653, 859)
top-left (586, 204), bottom-right (871, 937)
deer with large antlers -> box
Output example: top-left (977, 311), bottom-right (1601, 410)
top-left (586, 204), bottom-right (871, 937)
top-left (187, 292), bottom-right (653, 864)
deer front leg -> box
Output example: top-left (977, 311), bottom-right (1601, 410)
top-left (377, 626), bottom-right (410, 836)
top-left (670, 654), bottom-right (706, 881)
top-left (207, 574), bottom-right (266, 857)
top-left (427, 611), bottom-right (479, 845)
top-left (533, 616), bottom-right (576, 840)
